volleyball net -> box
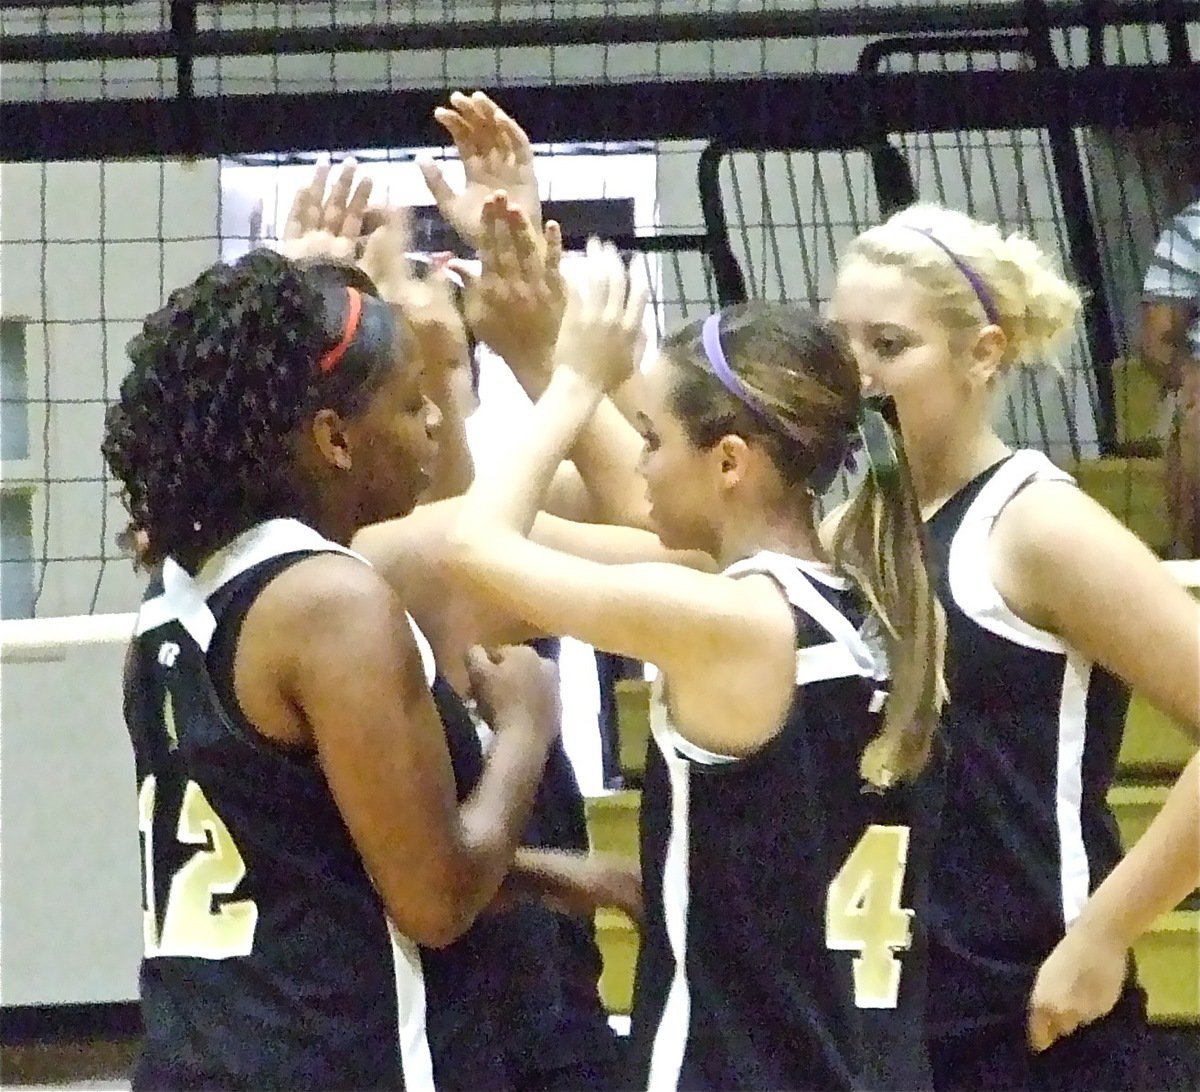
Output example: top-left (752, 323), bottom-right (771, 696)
top-left (1, 0), bottom-right (1196, 634)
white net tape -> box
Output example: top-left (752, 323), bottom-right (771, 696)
top-left (1, 610), bottom-right (136, 660)
top-left (2, 560), bottom-right (1198, 662)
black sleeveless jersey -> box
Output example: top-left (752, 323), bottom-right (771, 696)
top-left (469, 717), bottom-right (615, 1085)
top-left (126, 518), bottom-right (510, 1091)
top-left (923, 451), bottom-right (1133, 1034)
top-left (628, 551), bottom-right (939, 1092)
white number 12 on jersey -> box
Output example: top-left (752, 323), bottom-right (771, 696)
top-left (825, 824), bottom-right (914, 1009)
top-left (138, 774), bottom-right (258, 959)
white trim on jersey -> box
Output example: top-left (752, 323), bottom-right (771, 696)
top-left (649, 673), bottom-right (739, 766)
top-left (945, 451), bottom-right (1097, 930)
top-left (135, 519), bottom-right (363, 650)
top-left (1057, 653), bottom-right (1093, 925)
top-left (406, 615), bottom-right (438, 689)
top-left (650, 551), bottom-right (888, 769)
top-left (193, 518), bottom-right (364, 594)
top-left (794, 640), bottom-right (875, 687)
top-left (725, 550), bottom-right (887, 683)
top-left (666, 727), bottom-right (739, 767)
top-left (646, 717), bottom-right (694, 1092)
top-left (387, 922), bottom-right (438, 1092)
top-left (946, 450), bottom-right (1072, 655)
top-left (137, 559), bottom-right (218, 648)
top-left (724, 550), bottom-right (852, 590)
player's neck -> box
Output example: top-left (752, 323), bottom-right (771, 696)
top-left (895, 404), bottom-right (1010, 520)
top-left (714, 503), bottom-right (827, 571)
top-left (296, 491), bottom-right (356, 550)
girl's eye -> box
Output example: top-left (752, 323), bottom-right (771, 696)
top-left (874, 337), bottom-right (906, 358)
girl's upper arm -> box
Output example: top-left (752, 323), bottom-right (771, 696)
top-left (530, 510), bottom-right (717, 571)
top-left (259, 555), bottom-right (471, 943)
top-left (354, 497), bottom-right (715, 581)
top-left (354, 503), bottom-right (542, 649)
top-left (995, 481), bottom-right (1200, 739)
top-left (445, 530), bottom-right (778, 673)
top-left (354, 499), bottom-right (715, 655)
top-left (543, 462), bottom-right (593, 523)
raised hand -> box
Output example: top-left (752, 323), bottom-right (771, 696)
top-left (360, 206), bottom-right (470, 383)
top-left (360, 208), bottom-right (466, 354)
top-left (553, 238), bottom-right (649, 394)
top-left (279, 158), bottom-right (373, 263)
top-left (357, 205), bottom-right (415, 304)
top-left (452, 190), bottom-right (565, 374)
top-left (418, 92), bottom-right (542, 249)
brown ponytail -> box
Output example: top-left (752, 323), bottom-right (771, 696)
top-left (831, 405), bottom-right (946, 787)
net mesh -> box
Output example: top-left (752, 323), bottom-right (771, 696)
top-left (0, 1), bottom-right (1196, 620)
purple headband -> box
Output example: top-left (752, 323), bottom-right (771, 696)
top-left (701, 313), bottom-right (807, 442)
top-left (901, 226), bottom-right (1001, 326)
top-left (701, 312), bottom-right (858, 491)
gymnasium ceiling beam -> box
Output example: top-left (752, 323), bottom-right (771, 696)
top-left (3, 64), bottom-right (1198, 163)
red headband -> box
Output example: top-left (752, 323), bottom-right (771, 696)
top-left (317, 287), bottom-right (363, 375)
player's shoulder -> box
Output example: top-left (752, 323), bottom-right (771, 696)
top-left (993, 476), bottom-right (1122, 565)
top-left (253, 550), bottom-right (401, 633)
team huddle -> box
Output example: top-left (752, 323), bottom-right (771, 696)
top-left (103, 92), bottom-right (1200, 1091)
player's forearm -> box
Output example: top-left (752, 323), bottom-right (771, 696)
top-left (512, 847), bottom-right (643, 923)
top-left (508, 357), bottom-right (649, 529)
top-left (453, 722), bottom-right (554, 920)
top-left (458, 368), bottom-right (601, 540)
top-left (423, 373), bottom-right (475, 501)
top-left (1068, 752), bottom-right (1200, 949)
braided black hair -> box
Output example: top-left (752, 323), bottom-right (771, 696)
top-left (102, 248), bottom-right (391, 568)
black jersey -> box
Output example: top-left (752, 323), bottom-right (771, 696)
top-left (628, 551), bottom-right (938, 1092)
top-left (127, 518), bottom-right (509, 1091)
top-left (470, 715), bottom-right (616, 1089)
top-left (923, 451), bottom-right (1136, 1036)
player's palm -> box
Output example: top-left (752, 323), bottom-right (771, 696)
top-left (453, 191), bottom-right (564, 372)
top-left (419, 92), bottom-right (542, 248)
top-left (275, 158), bottom-right (371, 264)
top-left (453, 153), bottom-right (538, 247)
top-left (554, 239), bottom-right (649, 395)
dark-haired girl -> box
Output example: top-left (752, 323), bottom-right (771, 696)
top-left (103, 247), bottom-right (559, 1090)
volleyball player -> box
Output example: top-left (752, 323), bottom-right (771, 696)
top-left (339, 237), bottom-right (625, 1090)
top-left (438, 196), bottom-right (945, 1091)
top-left (101, 246), bottom-right (561, 1090)
top-left (829, 204), bottom-right (1200, 1090)
top-left (278, 133), bottom-right (638, 1087)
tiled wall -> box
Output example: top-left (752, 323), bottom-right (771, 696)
top-left (0, 161), bottom-right (223, 1004)
top-left (2, 1), bottom-right (1193, 101)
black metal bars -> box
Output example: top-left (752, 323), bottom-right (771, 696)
top-left (4, 64), bottom-right (1199, 163)
top-left (2, 1), bottom-right (1197, 64)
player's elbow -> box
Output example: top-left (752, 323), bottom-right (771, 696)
top-left (380, 886), bottom-right (478, 950)
top-left (376, 859), bottom-right (488, 949)
top-left (407, 909), bottom-right (473, 950)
